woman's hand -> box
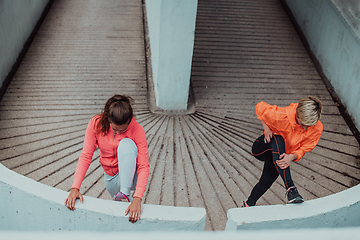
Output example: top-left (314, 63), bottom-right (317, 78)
top-left (276, 153), bottom-right (298, 169)
top-left (64, 188), bottom-right (83, 210)
top-left (125, 197), bottom-right (142, 223)
top-left (264, 128), bottom-right (274, 143)
top-left (261, 120), bottom-right (274, 143)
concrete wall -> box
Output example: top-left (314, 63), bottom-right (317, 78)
top-left (0, 0), bottom-right (49, 89)
top-left (2, 228), bottom-right (360, 240)
top-left (225, 183), bottom-right (360, 231)
top-left (0, 163), bottom-right (206, 231)
top-left (145, 0), bottom-right (197, 111)
top-left (283, 0), bottom-right (360, 129)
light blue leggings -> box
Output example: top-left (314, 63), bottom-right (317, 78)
top-left (104, 138), bottom-right (137, 198)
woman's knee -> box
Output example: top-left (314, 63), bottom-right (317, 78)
top-left (118, 138), bottom-right (137, 154)
top-left (251, 136), bottom-right (263, 155)
top-left (252, 135), bottom-right (272, 161)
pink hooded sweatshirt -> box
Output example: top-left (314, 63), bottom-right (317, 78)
top-left (71, 116), bottom-right (150, 199)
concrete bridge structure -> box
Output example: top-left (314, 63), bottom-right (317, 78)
top-left (0, 0), bottom-right (359, 234)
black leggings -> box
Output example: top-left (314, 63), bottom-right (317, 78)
top-left (246, 135), bottom-right (295, 206)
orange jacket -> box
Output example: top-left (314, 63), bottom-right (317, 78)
top-left (256, 101), bottom-right (323, 161)
top-left (71, 116), bottom-right (149, 199)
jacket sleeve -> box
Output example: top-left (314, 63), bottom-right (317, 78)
top-left (255, 101), bottom-right (289, 133)
top-left (255, 101), bottom-right (270, 121)
top-left (71, 117), bottom-right (98, 190)
top-left (292, 122), bottom-right (323, 161)
top-left (133, 125), bottom-right (150, 199)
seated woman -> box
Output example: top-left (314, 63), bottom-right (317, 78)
top-left (243, 96), bottom-right (323, 207)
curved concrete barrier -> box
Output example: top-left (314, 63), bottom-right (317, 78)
top-left (226, 184), bottom-right (360, 231)
top-left (1, 227), bottom-right (360, 239)
top-left (0, 163), bottom-right (206, 231)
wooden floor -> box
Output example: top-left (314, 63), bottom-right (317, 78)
top-left (1, 0), bottom-right (359, 231)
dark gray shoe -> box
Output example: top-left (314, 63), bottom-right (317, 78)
top-left (286, 187), bottom-right (304, 203)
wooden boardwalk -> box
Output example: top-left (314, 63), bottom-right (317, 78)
top-left (1, 0), bottom-right (359, 231)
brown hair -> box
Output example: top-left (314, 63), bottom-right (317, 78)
top-left (95, 95), bottom-right (134, 135)
top-left (296, 96), bottom-right (322, 126)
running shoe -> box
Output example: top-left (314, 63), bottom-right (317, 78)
top-left (114, 191), bottom-right (130, 202)
top-left (286, 187), bottom-right (304, 203)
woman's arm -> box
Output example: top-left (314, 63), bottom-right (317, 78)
top-left (65, 117), bottom-right (98, 210)
top-left (132, 125), bottom-right (150, 199)
top-left (256, 102), bottom-right (278, 143)
top-left (125, 123), bottom-right (149, 223)
top-left (260, 120), bottom-right (274, 143)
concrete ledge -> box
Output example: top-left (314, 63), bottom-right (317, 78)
top-left (0, 163), bottom-right (206, 231)
top-left (226, 184), bottom-right (360, 231)
top-left (2, 228), bottom-right (360, 239)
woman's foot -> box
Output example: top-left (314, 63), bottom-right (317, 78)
top-left (286, 187), bottom-right (303, 203)
top-left (114, 191), bottom-right (130, 202)
top-left (242, 201), bottom-right (250, 207)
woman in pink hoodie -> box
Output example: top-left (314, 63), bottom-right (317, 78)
top-left (64, 95), bottom-right (150, 223)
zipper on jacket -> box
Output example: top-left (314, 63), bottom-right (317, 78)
top-left (111, 132), bottom-right (116, 175)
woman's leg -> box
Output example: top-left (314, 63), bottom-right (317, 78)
top-left (251, 135), bottom-right (273, 161)
top-left (246, 135), bottom-right (296, 206)
top-left (247, 135), bottom-right (279, 206)
top-left (104, 172), bottom-right (120, 198)
top-left (117, 138), bottom-right (137, 196)
top-left (247, 160), bottom-right (279, 206)
top-left (271, 135), bottom-right (294, 189)
top-left (103, 138), bottom-right (137, 198)
top-left (271, 135), bottom-right (302, 203)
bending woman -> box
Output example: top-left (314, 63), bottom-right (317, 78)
top-left (243, 96), bottom-right (323, 207)
top-left (65, 95), bottom-right (150, 223)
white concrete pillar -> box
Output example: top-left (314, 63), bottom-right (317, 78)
top-left (145, 0), bottom-right (198, 111)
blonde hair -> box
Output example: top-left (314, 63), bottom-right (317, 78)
top-left (296, 96), bottom-right (322, 126)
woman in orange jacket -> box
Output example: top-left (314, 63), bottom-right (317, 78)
top-left (64, 95), bottom-right (150, 223)
top-left (243, 96), bottom-right (323, 207)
